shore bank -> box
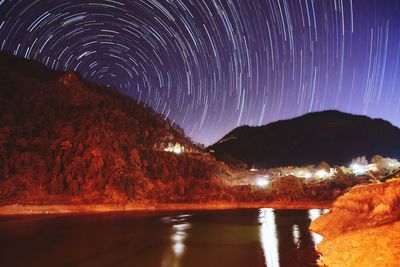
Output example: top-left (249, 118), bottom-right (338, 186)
top-left (312, 221), bottom-right (400, 267)
top-left (0, 200), bottom-right (332, 215)
top-left (311, 179), bottom-right (400, 266)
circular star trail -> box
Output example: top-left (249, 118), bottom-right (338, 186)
top-left (2, 0), bottom-right (400, 145)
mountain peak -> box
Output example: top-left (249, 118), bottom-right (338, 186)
top-left (209, 111), bottom-right (400, 168)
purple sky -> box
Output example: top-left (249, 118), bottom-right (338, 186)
top-left (2, 0), bottom-right (400, 145)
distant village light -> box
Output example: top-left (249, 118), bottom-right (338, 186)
top-left (292, 170), bottom-right (312, 178)
top-left (350, 163), bottom-right (364, 174)
top-left (315, 169), bottom-right (328, 178)
top-left (173, 145), bottom-right (182, 154)
top-left (303, 172), bottom-right (312, 179)
top-left (369, 164), bottom-right (378, 172)
top-left (164, 143), bottom-right (185, 154)
top-left (256, 178), bottom-right (269, 188)
top-left (350, 163), bottom-right (377, 175)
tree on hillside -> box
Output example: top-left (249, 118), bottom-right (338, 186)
top-left (271, 175), bottom-right (304, 200)
top-left (318, 161), bottom-right (331, 172)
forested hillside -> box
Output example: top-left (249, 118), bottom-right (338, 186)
top-left (0, 53), bottom-right (228, 203)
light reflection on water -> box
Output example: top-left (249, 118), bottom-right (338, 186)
top-left (308, 209), bottom-right (329, 245)
top-left (292, 224), bottom-right (300, 247)
top-left (259, 208), bottom-right (279, 267)
top-left (259, 208), bottom-right (329, 267)
top-left (162, 214), bottom-right (191, 267)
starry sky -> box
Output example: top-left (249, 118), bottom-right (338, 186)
top-left (1, 0), bottom-right (400, 145)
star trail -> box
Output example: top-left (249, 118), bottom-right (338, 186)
top-left (1, 0), bottom-right (400, 145)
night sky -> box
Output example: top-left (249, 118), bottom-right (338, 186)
top-left (1, 0), bottom-right (400, 145)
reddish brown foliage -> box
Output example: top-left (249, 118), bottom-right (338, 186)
top-left (0, 55), bottom-right (225, 203)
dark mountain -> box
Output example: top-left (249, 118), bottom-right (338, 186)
top-left (0, 53), bottom-right (227, 203)
top-left (208, 110), bottom-right (400, 168)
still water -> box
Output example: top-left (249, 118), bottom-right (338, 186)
top-left (0, 209), bottom-right (328, 267)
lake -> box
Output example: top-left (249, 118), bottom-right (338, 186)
top-left (0, 208), bottom-right (328, 267)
